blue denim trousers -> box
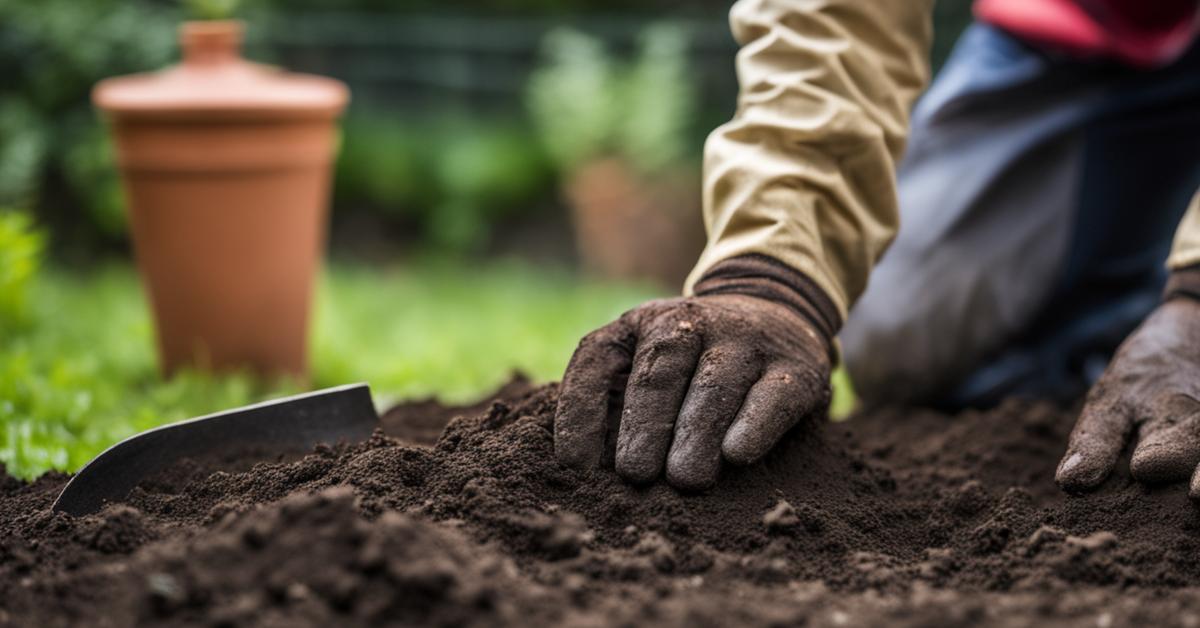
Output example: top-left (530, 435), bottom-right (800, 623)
top-left (841, 24), bottom-right (1200, 409)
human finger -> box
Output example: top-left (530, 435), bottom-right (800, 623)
top-left (614, 317), bottom-right (703, 484)
top-left (555, 318), bottom-right (635, 470)
top-left (665, 347), bottom-right (760, 491)
top-left (1130, 394), bottom-right (1200, 484)
top-left (721, 366), bottom-right (828, 466)
top-left (1056, 388), bottom-right (1135, 492)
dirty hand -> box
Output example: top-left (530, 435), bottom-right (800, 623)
top-left (1057, 271), bottom-right (1200, 498)
top-left (554, 255), bottom-right (838, 491)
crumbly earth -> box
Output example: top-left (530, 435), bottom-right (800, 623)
top-left (4, 379), bottom-right (1200, 627)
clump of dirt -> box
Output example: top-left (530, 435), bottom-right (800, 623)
top-left (4, 381), bottom-right (1200, 627)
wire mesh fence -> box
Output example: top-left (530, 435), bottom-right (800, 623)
top-left (254, 4), bottom-right (972, 116)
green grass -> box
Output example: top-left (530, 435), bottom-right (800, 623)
top-left (0, 260), bottom-right (856, 479)
top-left (0, 260), bottom-right (659, 478)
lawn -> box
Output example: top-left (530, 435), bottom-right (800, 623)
top-left (0, 259), bottom-right (855, 480)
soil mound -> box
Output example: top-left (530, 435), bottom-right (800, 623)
top-left (4, 382), bottom-right (1200, 626)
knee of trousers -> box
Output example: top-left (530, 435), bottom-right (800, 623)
top-left (840, 289), bottom-right (953, 406)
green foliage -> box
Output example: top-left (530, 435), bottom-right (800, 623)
top-left (335, 117), bottom-right (432, 215)
top-left (618, 24), bottom-right (694, 174)
top-left (0, 210), bottom-right (46, 331)
top-left (335, 115), bottom-right (553, 252)
top-left (0, 0), bottom-right (177, 242)
top-left (829, 366), bottom-right (857, 420)
top-left (63, 125), bottom-right (127, 238)
top-left (309, 259), bottom-right (658, 402)
top-left (184, 0), bottom-right (243, 20)
top-left (525, 30), bottom-right (618, 172)
top-left (0, 261), bottom-right (661, 478)
top-left (430, 123), bottom-right (552, 250)
top-left (0, 267), bottom-right (270, 478)
top-left (526, 24), bottom-right (697, 175)
top-left (0, 103), bottom-right (49, 209)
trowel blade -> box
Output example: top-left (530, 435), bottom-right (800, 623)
top-left (52, 383), bottom-right (379, 516)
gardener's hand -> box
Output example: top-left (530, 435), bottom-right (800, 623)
top-left (1057, 274), bottom-right (1200, 498)
top-left (554, 255), bottom-right (838, 491)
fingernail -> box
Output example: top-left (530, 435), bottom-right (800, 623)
top-left (1058, 452), bottom-right (1082, 476)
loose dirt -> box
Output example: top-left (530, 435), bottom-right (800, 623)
top-left (4, 379), bottom-right (1200, 627)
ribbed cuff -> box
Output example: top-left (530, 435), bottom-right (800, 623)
top-left (692, 254), bottom-right (840, 358)
top-left (1164, 265), bottom-right (1200, 303)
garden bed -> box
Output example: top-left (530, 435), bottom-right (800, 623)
top-left (3, 380), bottom-right (1199, 626)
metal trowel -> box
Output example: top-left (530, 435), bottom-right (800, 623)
top-left (52, 384), bottom-right (379, 517)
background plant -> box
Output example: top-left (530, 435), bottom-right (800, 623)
top-left (0, 209), bottom-right (45, 332)
top-left (0, 0), bottom-right (178, 250)
top-left (334, 114), bottom-right (554, 253)
top-left (184, 0), bottom-right (243, 20)
top-left (526, 24), bottom-right (696, 175)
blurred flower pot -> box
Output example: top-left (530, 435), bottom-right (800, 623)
top-left (94, 20), bottom-right (347, 379)
top-left (565, 158), bottom-right (704, 289)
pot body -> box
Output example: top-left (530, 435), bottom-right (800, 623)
top-left (113, 118), bottom-right (336, 378)
top-left (97, 21), bottom-right (347, 379)
top-left (566, 158), bottom-right (704, 289)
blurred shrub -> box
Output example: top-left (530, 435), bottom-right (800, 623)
top-left (0, 209), bottom-right (46, 331)
top-left (431, 122), bottom-right (552, 249)
top-left (336, 116), bottom-right (431, 214)
top-left (258, 0), bottom-right (730, 14)
top-left (526, 24), bottom-right (695, 175)
top-left (63, 125), bottom-right (127, 239)
top-left (0, 102), bottom-right (47, 209)
top-left (335, 114), bottom-right (553, 252)
top-left (0, 0), bottom-right (178, 245)
top-left (184, 0), bottom-right (243, 20)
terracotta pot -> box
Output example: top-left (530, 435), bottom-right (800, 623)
top-left (94, 21), bottom-right (348, 379)
top-left (565, 158), bottom-right (704, 289)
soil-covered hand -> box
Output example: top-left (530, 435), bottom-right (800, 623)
top-left (1057, 289), bottom-right (1200, 498)
top-left (554, 255), bottom-right (838, 491)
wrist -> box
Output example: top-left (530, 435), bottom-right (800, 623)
top-left (693, 254), bottom-right (840, 357)
top-left (1164, 265), bottom-right (1200, 303)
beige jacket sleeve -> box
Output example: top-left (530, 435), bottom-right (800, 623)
top-left (1168, 189), bottom-right (1200, 270)
top-left (684, 0), bottom-right (935, 320)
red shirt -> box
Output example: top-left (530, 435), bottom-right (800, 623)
top-left (975, 0), bottom-right (1199, 67)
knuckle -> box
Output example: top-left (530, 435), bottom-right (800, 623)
top-left (631, 365), bottom-right (684, 393)
top-left (628, 360), bottom-right (676, 391)
top-left (697, 347), bottom-right (760, 379)
top-left (687, 378), bottom-right (752, 412)
top-left (625, 298), bottom-right (683, 325)
top-left (641, 336), bottom-right (683, 357)
top-left (575, 326), bottom-right (635, 359)
top-left (691, 379), bottom-right (743, 403)
top-left (771, 366), bottom-right (830, 408)
top-left (630, 342), bottom-right (695, 391)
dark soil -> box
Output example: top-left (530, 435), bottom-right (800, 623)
top-left (4, 380), bottom-right (1200, 627)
